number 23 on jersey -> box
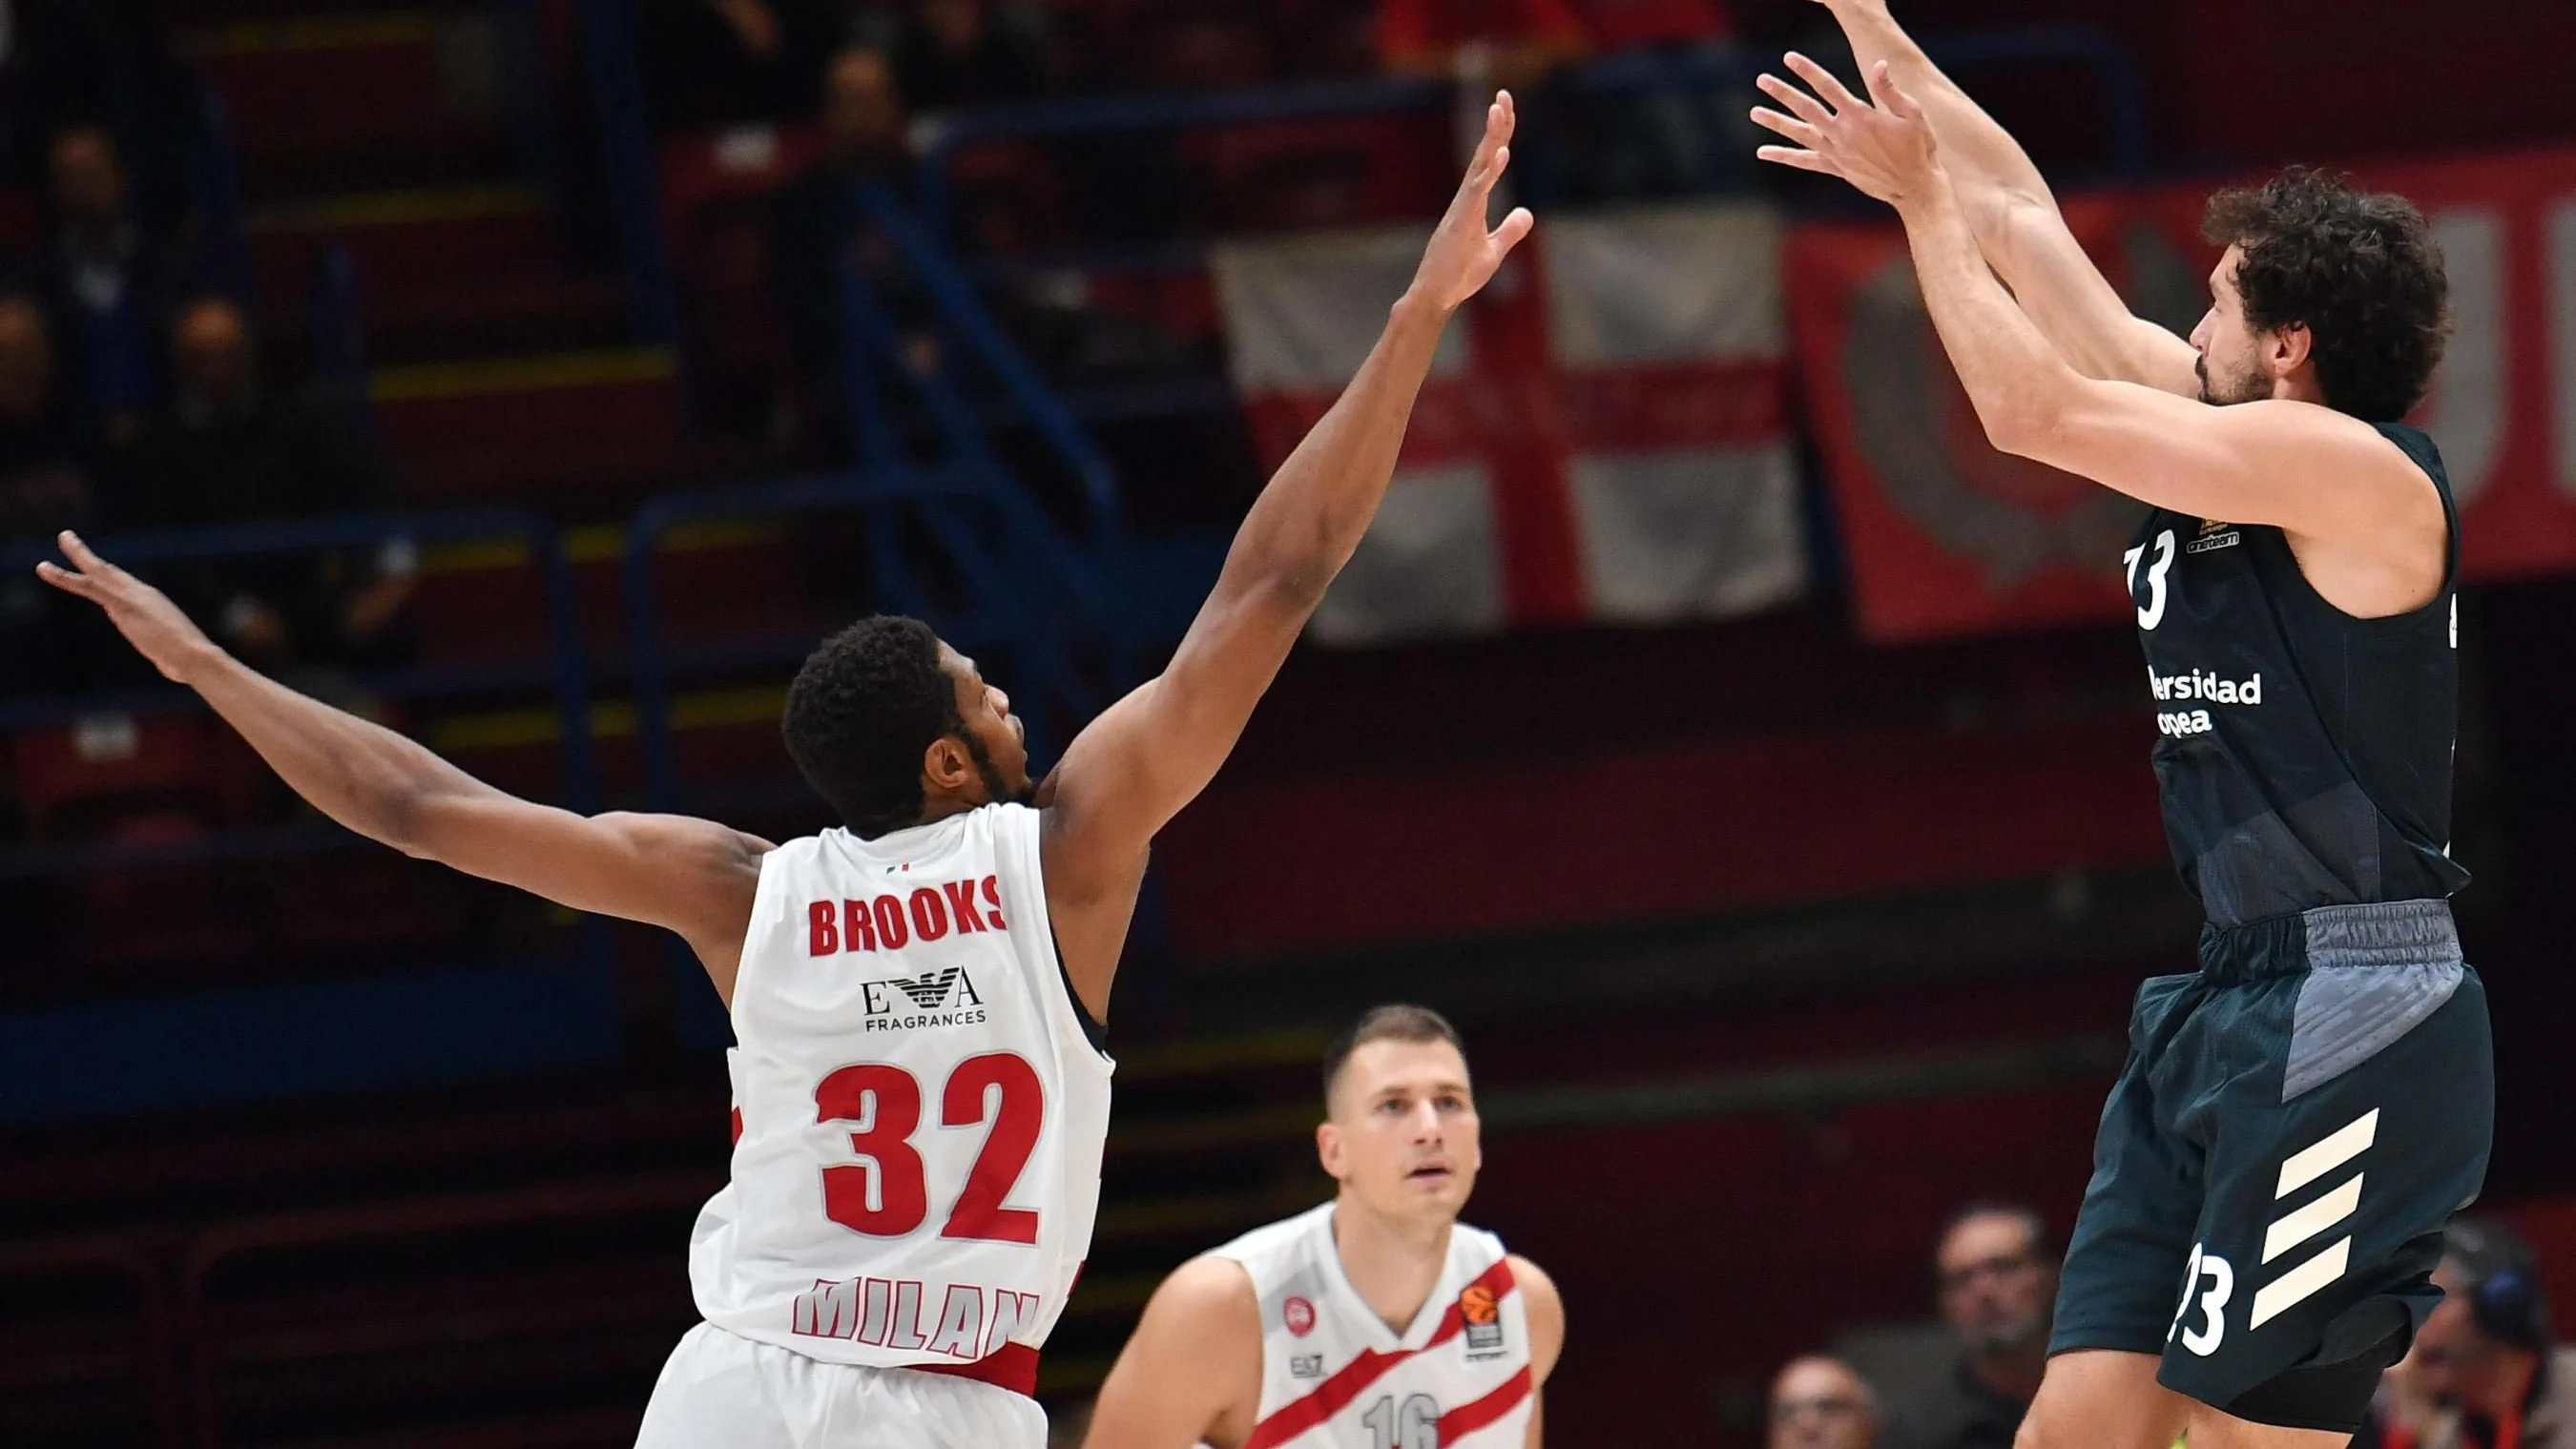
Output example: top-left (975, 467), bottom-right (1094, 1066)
top-left (2127, 528), bottom-right (2176, 631)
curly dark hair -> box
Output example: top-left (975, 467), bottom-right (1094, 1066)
top-left (2201, 166), bottom-right (2449, 423)
top-left (781, 615), bottom-right (963, 838)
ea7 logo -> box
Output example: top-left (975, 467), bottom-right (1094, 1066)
top-left (862, 966), bottom-right (984, 1015)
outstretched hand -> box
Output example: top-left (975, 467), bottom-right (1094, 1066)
top-left (1407, 91), bottom-right (1538, 315)
top-left (36, 531), bottom-right (223, 686)
top-left (1751, 54), bottom-right (1941, 206)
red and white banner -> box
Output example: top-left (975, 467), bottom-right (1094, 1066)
top-left (1215, 202), bottom-right (1806, 646)
top-left (1784, 147), bottom-right (2576, 642)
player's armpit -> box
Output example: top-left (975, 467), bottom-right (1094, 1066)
top-left (395, 789), bottom-right (769, 999)
top-left (1083, 1255), bottom-right (1263, 1449)
top-left (1040, 92), bottom-right (1530, 1020)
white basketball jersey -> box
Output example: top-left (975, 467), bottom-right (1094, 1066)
top-left (690, 804), bottom-right (1113, 1382)
top-left (1209, 1204), bottom-right (1534, 1449)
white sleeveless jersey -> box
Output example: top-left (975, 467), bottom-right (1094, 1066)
top-left (690, 804), bottom-right (1113, 1380)
top-left (1208, 1204), bottom-right (1535, 1449)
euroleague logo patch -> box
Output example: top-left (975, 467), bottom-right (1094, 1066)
top-left (1283, 1295), bottom-right (1317, 1337)
top-left (1459, 1284), bottom-right (1506, 1358)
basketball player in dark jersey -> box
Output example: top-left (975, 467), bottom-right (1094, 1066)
top-left (1754, 7), bottom-right (2488, 1448)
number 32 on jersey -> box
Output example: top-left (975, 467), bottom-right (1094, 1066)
top-left (815, 1052), bottom-right (1046, 1242)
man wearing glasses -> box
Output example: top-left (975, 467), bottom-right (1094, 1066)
top-left (1874, 1202), bottom-right (2060, 1449)
top-left (1773, 1356), bottom-right (1884, 1449)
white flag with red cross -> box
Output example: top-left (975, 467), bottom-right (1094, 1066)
top-left (1213, 201), bottom-right (1806, 646)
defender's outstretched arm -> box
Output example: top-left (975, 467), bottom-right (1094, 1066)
top-left (1037, 93), bottom-right (1536, 1013)
top-left (1758, 1), bottom-right (2198, 395)
top-left (39, 533), bottom-right (771, 995)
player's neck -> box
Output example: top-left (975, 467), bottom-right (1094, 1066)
top-left (1329, 1197), bottom-right (1454, 1336)
top-left (2272, 371), bottom-right (2327, 407)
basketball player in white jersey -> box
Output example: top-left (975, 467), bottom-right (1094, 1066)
top-left (1081, 1005), bottom-right (1564, 1449)
top-left (35, 97), bottom-right (1538, 1449)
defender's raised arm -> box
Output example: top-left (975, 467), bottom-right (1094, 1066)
top-left (38, 532), bottom-right (771, 991)
top-left (1035, 93), bottom-right (1536, 1017)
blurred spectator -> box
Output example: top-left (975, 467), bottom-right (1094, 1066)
top-left (2359, 1218), bottom-right (2576, 1449)
top-left (1773, 1356), bottom-right (1882, 1449)
top-left (38, 123), bottom-right (185, 434)
top-left (886, 0), bottom-right (1050, 113)
top-left (1, 0), bottom-right (196, 216)
top-left (0, 292), bottom-right (105, 694)
top-left (765, 47), bottom-right (936, 450)
top-left (1870, 1202), bottom-right (2056, 1449)
top-left (111, 296), bottom-right (413, 674)
top-left (636, 0), bottom-right (847, 130)
top-left (1378, 0), bottom-right (1589, 205)
top-left (0, 293), bottom-right (97, 538)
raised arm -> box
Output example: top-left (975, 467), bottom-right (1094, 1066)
top-left (1082, 1255), bottom-right (1264, 1449)
top-left (38, 533), bottom-right (772, 998)
top-left (1036, 93), bottom-right (1535, 1014)
top-left (1756, 2), bottom-right (2198, 395)
top-left (1759, 69), bottom-right (2445, 615)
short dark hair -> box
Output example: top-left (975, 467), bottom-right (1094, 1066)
top-left (1938, 1199), bottom-right (2054, 1269)
top-left (2201, 166), bottom-right (2449, 423)
top-left (1321, 1004), bottom-right (1465, 1107)
top-left (781, 615), bottom-right (962, 837)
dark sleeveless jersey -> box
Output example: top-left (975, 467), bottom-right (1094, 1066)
top-left (2124, 421), bottom-right (2468, 927)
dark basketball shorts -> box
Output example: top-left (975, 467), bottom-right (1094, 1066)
top-left (2049, 900), bottom-right (2495, 1433)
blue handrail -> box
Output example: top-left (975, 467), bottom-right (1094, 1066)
top-left (495, 0), bottom-right (568, 203)
top-left (574, 0), bottom-right (681, 345)
top-left (307, 244), bottom-right (373, 425)
top-left (185, 87), bottom-right (254, 300)
top-left (3, 509), bottom-right (597, 815)
top-left (848, 184), bottom-right (1127, 545)
top-left (832, 197), bottom-right (1117, 635)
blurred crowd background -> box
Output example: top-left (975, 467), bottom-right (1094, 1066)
top-left (2, 0), bottom-right (2574, 1446)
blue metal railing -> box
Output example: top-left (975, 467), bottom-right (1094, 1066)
top-left (185, 87), bottom-right (254, 300)
top-left (575, 0), bottom-right (681, 346)
top-left (496, 0), bottom-right (569, 205)
top-left (307, 243), bottom-right (373, 424)
top-left (849, 184), bottom-right (1128, 548)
